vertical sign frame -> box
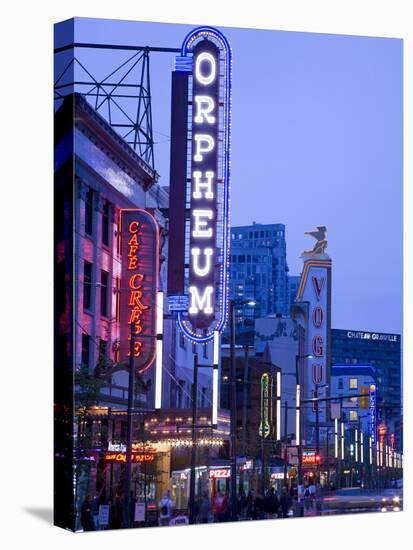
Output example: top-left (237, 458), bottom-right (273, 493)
top-left (119, 208), bottom-right (159, 373)
top-left (172, 26), bottom-right (232, 343)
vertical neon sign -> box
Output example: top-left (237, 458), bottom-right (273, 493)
top-left (174, 27), bottom-right (232, 343)
top-left (119, 209), bottom-right (159, 372)
top-left (188, 40), bottom-right (219, 330)
top-left (369, 383), bottom-right (377, 445)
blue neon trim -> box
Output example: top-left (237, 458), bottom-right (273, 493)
top-left (177, 26), bottom-right (232, 343)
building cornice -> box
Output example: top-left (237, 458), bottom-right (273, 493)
top-left (73, 93), bottom-right (159, 190)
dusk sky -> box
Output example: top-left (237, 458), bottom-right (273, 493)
top-left (55, 17), bottom-right (403, 335)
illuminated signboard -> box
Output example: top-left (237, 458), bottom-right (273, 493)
top-left (105, 452), bottom-right (155, 464)
top-left (296, 247), bottom-right (332, 430)
top-left (369, 384), bottom-right (377, 445)
top-left (271, 473), bottom-right (286, 480)
top-left (172, 27), bottom-right (232, 343)
top-left (259, 373), bottom-right (271, 438)
top-left (119, 209), bottom-right (159, 372)
top-left (346, 331), bottom-right (398, 342)
top-left (302, 451), bottom-right (321, 465)
top-left (187, 38), bottom-right (219, 331)
top-left (209, 468), bottom-right (230, 479)
top-left (108, 442), bottom-right (157, 453)
top-left (378, 423), bottom-right (387, 438)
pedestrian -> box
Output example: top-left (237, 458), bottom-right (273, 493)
top-left (198, 492), bottom-right (211, 523)
top-left (246, 489), bottom-right (258, 520)
top-left (279, 486), bottom-right (292, 518)
top-left (265, 487), bottom-right (280, 519)
top-left (262, 490), bottom-right (271, 519)
top-left (304, 486), bottom-right (311, 512)
top-left (309, 483), bottom-right (316, 509)
top-left (212, 490), bottom-right (229, 522)
top-left (255, 493), bottom-right (265, 519)
top-left (91, 493), bottom-right (100, 530)
top-left (129, 491), bottom-right (136, 527)
top-left (109, 494), bottom-right (123, 529)
top-left (80, 495), bottom-right (96, 531)
top-left (237, 490), bottom-right (248, 519)
top-left (158, 490), bottom-right (173, 526)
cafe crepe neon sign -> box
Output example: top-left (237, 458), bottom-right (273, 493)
top-left (119, 209), bottom-right (159, 373)
top-left (105, 452), bottom-right (155, 464)
top-left (176, 27), bottom-right (232, 343)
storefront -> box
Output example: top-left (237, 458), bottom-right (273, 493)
top-left (171, 465), bottom-right (231, 511)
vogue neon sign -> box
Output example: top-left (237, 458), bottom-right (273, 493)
top-left (311, 275), bottom-right (325, 385)
top-left (119, 209), bottom-right (159, 372)
top-left (175, 27), bottom-right (232, 343)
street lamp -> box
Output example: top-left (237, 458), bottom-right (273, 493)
top-left (229, 298), bottom-right (256, 521)
top-left (295, 353), bottom-right (312, 515)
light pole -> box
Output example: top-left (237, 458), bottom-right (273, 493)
top-left (189, 353), bottom-right (198, 525)
top-left (314, 383), bottom-right (328, 484)
top-left (123, 324), bottom-right (136, 528)
top-left (229, 298), bottom-right (256, 521)
top-left (295, 353), bottom-right (312, 515)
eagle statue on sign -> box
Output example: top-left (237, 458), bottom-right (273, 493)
top-left (303, 226), bottom-right (328, 256)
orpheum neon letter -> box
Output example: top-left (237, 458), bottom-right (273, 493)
top-left (195, 51), bottom-right (216, 85)
top-left (192, 171), bottom-right (214, 199)
top-left (189, 286), bottom-right (214, 314)
top-left (191, 248), bottom-right (213, 276)
top-left (188, 38), bottom-right (220, 330)
top-left (193, 135), bottom-right (215, 161)
top-left (194, 97), bottom-right (216, 124)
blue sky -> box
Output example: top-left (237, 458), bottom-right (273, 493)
top-left (55, 18), bottom-right (403, 334)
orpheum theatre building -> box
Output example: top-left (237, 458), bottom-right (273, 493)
top-left (55, 92), bottom-right (229, 526)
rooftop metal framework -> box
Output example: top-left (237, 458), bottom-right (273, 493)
top-left (54, 43), bottom-right (180, 169)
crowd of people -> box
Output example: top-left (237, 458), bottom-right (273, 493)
top-left (80, 485), bottom-right (300, 530)
top-left (155, 486), bottom-right (296, 526)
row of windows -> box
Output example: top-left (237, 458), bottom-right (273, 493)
top-left (337, 377), bottom-right (359, 390)
top-left (179, 332), bottom-right (209, 359)
top-left (345, 410), bottom-right (358, 422)
top-left (84, 188), bottom-right (112, 247)
top-left (83, 260), bottom-right (111, 318)
top-left (81, 334), bottom-right (108, 370)
top-left (231, 230), bottom-right (284, 240)
top-left (176, 381), bottom-right (209, 408)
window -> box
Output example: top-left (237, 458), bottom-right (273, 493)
top-left (350, 396), bottom-right (358, 404)
top-left (81, 334), bottom-right (90, 369)
top-left (203, 344), bottom-right (208, 359)
top-left (201, 387), bottom-right (207, 408)
top-left (338, 378), bottom-right (343, 390)
top-left (179, 331), bottom-right (186, 349)
top-left (85, 188), bottom-right (94, 236)
top-left (349, 410), bottom-right (358, 422)
top-left (177, 380), bottom-right (186, 408)
top-left (115, 277), bottom-right (121, 321)
top-left (98, 338), bottom-right (107, 360)
top-left (100, 270), bottom-right (109, 317)
top-left (349, 378), bottom-right (358, 389)
top-left (192, 342), bottom-right (196, 354)
top-left (83, 261), bottom-right (92, 310)
top-left (102, 200), bottom-right (110, 246)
